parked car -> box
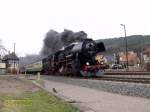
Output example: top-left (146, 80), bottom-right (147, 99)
top-left (111, 64), bottom-right (124, 69)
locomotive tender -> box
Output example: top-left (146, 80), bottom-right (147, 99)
top-left (42, 39), bottom-right (106, 77)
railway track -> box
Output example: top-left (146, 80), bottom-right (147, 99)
top-left (72, 76), bottom-right (150, 84)
top-left (70, 71), bottom-right (150, 84)
top-left (95, 77), bottom-right (150, 84)
top-left (94, 71), bottom-right (150, 84)
top-left (41, 71), bottom-right (150, 84)
top-left (104, 71), bottom-right (150, 75)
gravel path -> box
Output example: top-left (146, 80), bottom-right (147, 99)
top-left (43, 79), bottom-right (150, 112)
top-left (42, 75), bottom-right (150, 99)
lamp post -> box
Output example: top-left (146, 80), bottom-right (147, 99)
top-left (120, 24), bottom-right (129, 71)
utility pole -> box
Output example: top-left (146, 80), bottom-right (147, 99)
top-left (121, 24), bottom-right (129, 71)
top-left (14, 43), bottom-right (16, 70)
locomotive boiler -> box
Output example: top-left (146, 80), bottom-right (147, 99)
top-left (42, 39), bottom-right (106, 77)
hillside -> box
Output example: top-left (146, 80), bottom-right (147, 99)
top-left (97, 35), bottom-right (150, 54)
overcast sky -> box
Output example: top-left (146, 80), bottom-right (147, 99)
top-left (0, 0), bottom-right (150, 56)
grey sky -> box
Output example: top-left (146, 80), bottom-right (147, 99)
top-left (0, 0), bottom-right (150, 56)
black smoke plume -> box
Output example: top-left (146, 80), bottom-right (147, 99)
top-left (41, 29), bottom-right (87, 56)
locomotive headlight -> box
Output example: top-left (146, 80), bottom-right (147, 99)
top-left (100, 61), bottom-right (104, 65)
top-left (86, 62), bottom-right (90, 65)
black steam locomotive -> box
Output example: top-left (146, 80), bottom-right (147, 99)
top-left (42, 39), bottom-right (106, 77)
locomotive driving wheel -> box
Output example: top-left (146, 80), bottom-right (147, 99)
top-left (58, 63), bottom-right (65, 75)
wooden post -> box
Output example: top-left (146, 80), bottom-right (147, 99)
top-left (25, 69), bottom-right (27, 78)
top-left (37, 72), bottom-right (40, 81)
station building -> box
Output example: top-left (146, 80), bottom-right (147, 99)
top-left (3, 52), bottom-right (19, 74)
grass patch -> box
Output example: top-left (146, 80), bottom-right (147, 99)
top-left (0, 90), bottom-right (79, 112)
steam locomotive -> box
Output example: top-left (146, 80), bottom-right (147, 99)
top-left (42, 39), bottom-right (106, 77)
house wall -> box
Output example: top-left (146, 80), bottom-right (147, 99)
top-left (119, 51), bottom-right (140, 66)
top-left (6, 60), bottom-right (19, 74)
top-left (0, 63), bottom-right (6, 74)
